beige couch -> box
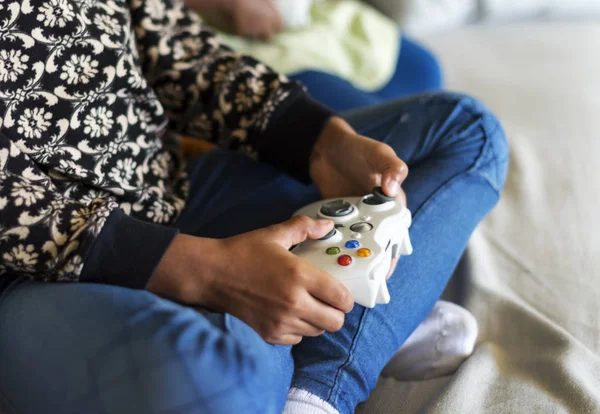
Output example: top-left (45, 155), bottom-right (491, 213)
top-left (357, 21), bottom-right (600, 413)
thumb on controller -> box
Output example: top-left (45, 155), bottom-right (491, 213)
top-left (271, 216), bottom-right (334, 248)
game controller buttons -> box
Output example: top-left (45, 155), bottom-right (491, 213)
top-left (291, 193), bottom-right (413, 307)
top-left (327, 247), bottom-right (341, 255)
top-left (345, 240), bottom-right (360, 249)
top-left (350, 222), bottom-right (373, 233)
top-left (320, 200), bottom-right (354, 217)
top-left (338, 255), bottom-right (353, 266)
top-left (319, 229), bottom-right (337, 241)
top-left (357, 248), bottom-right (372, 258)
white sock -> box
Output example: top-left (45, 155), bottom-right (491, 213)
top-left (283, 302), bottom-right (477, 411)
top-left (283, 388), bottom-right (339, 414)
top-left (381, 301), bottom-right (479, 381)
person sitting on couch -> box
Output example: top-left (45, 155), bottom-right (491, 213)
top-left (0, 0), bottom-right (509, 413)
top-left (182, 0), bottom-right (478, 383)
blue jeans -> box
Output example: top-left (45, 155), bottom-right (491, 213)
top-left (0, 93), bottom-right (508, 414)
top-left (290, 37), bottom-right (443, 112)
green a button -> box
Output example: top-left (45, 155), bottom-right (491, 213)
top-left (326, 247), bottom-right (341, 255)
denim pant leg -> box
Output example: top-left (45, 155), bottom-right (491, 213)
top-left (0, 92), bottom-right (507, 414)
top-left (0, 280), bottom-right (292, 414)
top-left (289, 36), bottom-right (443, 112)
top-left (291, 92), bottom-right (510, 413)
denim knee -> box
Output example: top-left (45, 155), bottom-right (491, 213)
top-left (422, 91), bottom-right (510, 194)
top-left (460, 94), bottom-right (509, 194)
top-left (81, 305), bottom-right (281, 414)
top-left (162, 315), bottom-right (282, 414)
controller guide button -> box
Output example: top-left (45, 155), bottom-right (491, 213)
top-left (350, 222), bottom-right (373, 233)
top-left (357, 248), bottom-right (372, 258)
top-left (338, 255), bottom-right (352, 266)
top-left (320, 200), bottom-right (354, 217)
top-left (326, 247), bottom-right (341, 255)
top-left (345, 240), bottom-right (360, 249)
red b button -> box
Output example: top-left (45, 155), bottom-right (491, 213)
top-left (337, 255), bottom-right (352, 266)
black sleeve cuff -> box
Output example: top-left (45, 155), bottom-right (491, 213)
top-left (258, 94), bottom-right (335, 183)
top-left (80, 209), bottom-right (179, 289)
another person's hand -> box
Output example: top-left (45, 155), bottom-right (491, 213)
top-left (148, 216), bottom-right (354, 345)
top-left (310, 116), bottom-right (410, 278)
top-left (224, 0), bottom-right (283, 41)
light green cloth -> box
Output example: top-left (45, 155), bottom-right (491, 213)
top-left (217, 0), bottom-right (400, 91)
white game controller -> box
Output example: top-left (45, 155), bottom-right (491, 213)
top-left (291, 187), bottom-right (413, 308)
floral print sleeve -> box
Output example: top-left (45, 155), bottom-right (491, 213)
top-left (0, 0), bottom-right (331, 286)
top-left (0, 128), bottom-right (177, 285)
top-left (0, 134), bottom-right (114, 279)
top-left (129, 0), bottom-right (334, 180)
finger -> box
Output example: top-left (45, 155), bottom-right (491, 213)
top-left (272, 17), bottom-right (284, 34)
top-left (300, 295), bottom-right (347, 332)
top-left (256, 21), bottom-right (274, 42)
top-left (374, 145), bottom-right (409, 197)
top-left (249, 29), bottom-right (265, 41)
top-left (269, 4), bottom-right (284, 33)
top-left (395, 187), bottom-right (407, 207)
top-left (271, 215), bottom-right (334, 248)
top-left (293, 318), bottom-right (326, 337)
top-left (257, 30), bottom-right (272, 42)
top-left (305, 266), bottom-right (354, 313)
top-left (382, 162), bottom-right (409, 198)
top-left (270, 334), bottom-right (303, 346)
top-left (235, 26), bottom-right (255, 39)
top-left (386, 257), bottom-right (399, 280)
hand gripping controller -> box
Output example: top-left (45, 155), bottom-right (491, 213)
top-left (291, 188), bottom-right (413, 308)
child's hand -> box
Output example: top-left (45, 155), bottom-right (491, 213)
top-left (310, 117), bottom-right (409, 279)
top-left (226, 0), bottom-right (283, 41)
top-left (310, 116), bottom-right (409, 207)
top-left (149, 216), bottom-right (354, 345)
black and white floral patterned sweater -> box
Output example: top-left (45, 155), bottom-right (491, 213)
top-left (0, 0), bottom-right (333, 288)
